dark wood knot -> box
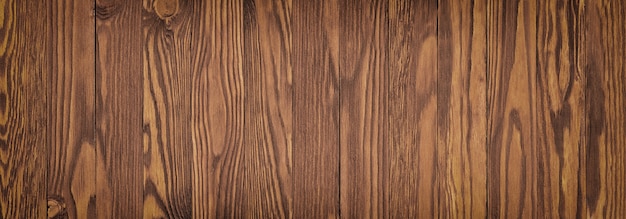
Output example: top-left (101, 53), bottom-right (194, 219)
top-left (47, 196), bottom-right (67, 219)
top-left (153, 0), bottom-right (179, 19)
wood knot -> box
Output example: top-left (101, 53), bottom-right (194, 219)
top-left (47, 196), bottom-right (67, 219)
top-left (153, 0), bottom-right (179, 19)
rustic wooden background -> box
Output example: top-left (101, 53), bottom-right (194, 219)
top-left (1, 0), bottom-right (625, 218)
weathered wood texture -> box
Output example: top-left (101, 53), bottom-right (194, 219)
top-left (48, 0), bottom-right (96, 218)
top-left (0, 0), bottom-right (49, 218)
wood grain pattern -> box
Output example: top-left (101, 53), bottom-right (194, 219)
top-left (339, 0), bottom-right (387, 218)
top-left (95, 0), bottom-right (143, 218)
top-left (437, 0), bottom-right (487, 218)
top-left (387, 0), bottom-right (438, 218)
top-left (536, 0), bottom-right (584, 218)
top-left (1, 1), bottom-right (626, 217)
top-left (191, 0), bottom-right (246, 218)
top-left (241, 0), bottom-right (293, 217)
top-left (584, 0), bottom-right (626, 217)
top-left (142, 0), bottom-right (193, 218)
top-left (292, 0), bottom-right (340, 217)
top-left (0, 0), bottom-right (49, 218)
top-left (47, 0), bottom-right (96, 218)
top-left (487, 0), bottom-right (538, 218)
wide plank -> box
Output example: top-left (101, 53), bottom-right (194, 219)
top-left (437, 0), bottom-right (487, 217)
top-left (191, 0), bottom-right (246, 218)
top-left (0, 0), bottom-right (49, 218)
top-left (292, 0), bottom-right (340, 217)
top-left (487, 0), bottom-right (538, 217)
top-left (387, 0), bottom-right (438, 217)
top-left (47, 0), bottom-right (96, 218)
top-left (583, 0), bottom-right (626, 217)
top-left (339, 0), bottom-right (387, 218)
top-left (535, 0), bottom-right (585, 218)
top-left (240, 0), bottom-right (293, 217)
top-left (95, 0), bottom-right (143, 218)
top-left (142, 0), bottom-right (195, 218)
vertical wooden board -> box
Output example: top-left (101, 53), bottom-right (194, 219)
top-left (292, 0), bottom-right (340, 218)
top-left (437, 0), bottom-right (487, 218)
top-left (239, 0), bottom-right (293, 217)
top-left (191, 0), bottom-right (245, 218)
top-left (486, 0), bottom-right (537, 218)
top-left (584, 0), bottom-right (626, 217)
top-left (47, 0), bottom-right (96, 218)
top-left (141, 0), bottom-right (195, 218)
top-left (0, 0), bottom-right (49, 218)
top-left (387, 0), bottom-right (438, 217)
top-left (339, 0), bottom-right (387, 218)
top-left (535, 0), bottom-right (585, 218)
top-left (95, 0), bottom-right (143, 218)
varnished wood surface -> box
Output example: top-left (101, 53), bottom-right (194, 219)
top-left (1, 0), bottom-right (624, 218)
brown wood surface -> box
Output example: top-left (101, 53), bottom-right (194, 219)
top-left (142, 0), bottom-right (194, 218)
top-left (0, 0), bottom-right (49, 218)
top-left (339, 0), bottom-right (387, 218)
top-left (0, 0), bottom-right (625, 218)
top-left (583, 0), bottom-right (626, 217)
top-left (95, 0), bottom-right (143, 218)
top-left (292, 0), bottom-right (340, 218)
top-left (48, 0), bottom-right (96, 218)
top-left (437, 0), bottom-right (487, 217)
top-left (387, 0), bottom-right (438, 218)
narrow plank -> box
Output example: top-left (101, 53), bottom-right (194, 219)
top-left (292, 0), bottom-right (340, 217)
top-left (0, 0), bottom-right (49, 218)
top-left (486, 0), bottom-right (538, 218)
top-left (141, 0), bottom-right (195, 218)
top-left (535, 0), bottom-right (585, 218)
top-left (95, 0), bottom-right (143, 218)
top-left (191, 0), bottom-right (245, 218)
top-left (437, 0), bottom-right (487, 217)
top-left (339, 0), bottom-right (387, 218)
top-left (387, 0), bottom-right (438, 217)
top-left (239, 0), bottom-right (293, 217)
top-left (583, 0), bottom-right (626, 217)
top-left (47, 0), bottom-right (96, 218)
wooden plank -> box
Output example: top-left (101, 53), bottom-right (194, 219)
top-left (292, 0), bottom-right (340, 217)
top-left (437, 0), bottom-right (487, 217)
top-left (535, 0), bottom-right (585, 218)
top-left (141, 0), bottom-right (197, 218)
top-left (191, 0), bottom-right (246, 218)
top-left (0, 0), bottom-right (49, 218)
top-left (583, 0), bottom-right (626, 217)
top-left (387, 0), bottom-right (438, 217)
top-left (141, 0), bottom-right (194, 218)
top-left (239, 0), bottom-right (293, 217)
top-left (339, 0), bottom-right (387, 218)
top-left (47, 0), bottom-right (96, 218)
top-left (486, 0), bottom-right (538, 218)
top-left (95, 0), bottom-right (143, 218)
